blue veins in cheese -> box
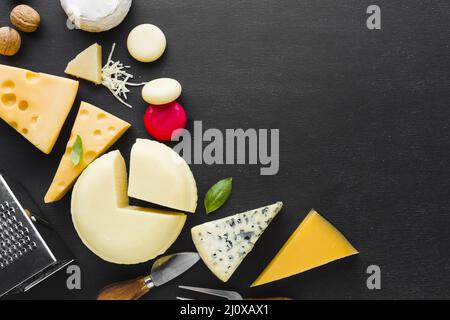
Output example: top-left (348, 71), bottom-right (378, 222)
top-left (191, 202), bottom-right (283, 282)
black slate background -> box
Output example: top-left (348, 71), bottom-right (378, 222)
top-left (1, 1), bottom-right (449, 300)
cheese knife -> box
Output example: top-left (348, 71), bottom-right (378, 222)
top-left (97, 252), bottom-right (200, 300)
top-left (177, 285), bottom-right (292, 300)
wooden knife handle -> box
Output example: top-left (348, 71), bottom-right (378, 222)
top-left (97, 276), bottom-right (151, 300)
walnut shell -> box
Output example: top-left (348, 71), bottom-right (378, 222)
top-left (10, 5), bottom-right (40, 33)
top-left (0, 27), bottom-right (21, 56)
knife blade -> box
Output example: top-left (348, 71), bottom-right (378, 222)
top-left (96, 252), bottom-right (200, 300)
top-left (151, 252), bottom-right (200, 287)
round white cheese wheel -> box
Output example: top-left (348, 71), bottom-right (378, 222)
top-left (127, 24), bottom-right (166, 62)
top-left (142, 78), bottom-right (182, 105)
top-left (71, 150), bottom-right (186, 264)
top-left (61, 0), bottom-right (132, 32)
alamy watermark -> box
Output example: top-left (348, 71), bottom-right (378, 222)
top-left (172, 121), bottom-right (279, 176)
top-left (65, 7), bottom-right (82, 30)
top-left (366, 265), bottom-right (381, 290)
top-left (367, 5), bottom-right (381, 30)
top-left (66, 265), bottom-right (81, 290)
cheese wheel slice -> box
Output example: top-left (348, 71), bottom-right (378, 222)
top-left (71, 150), bottom-right (186, 264)
top-left (251, 210), bottom-right (359, 287)
top-left (45, 101), bottom-right (130, 203)
top-left (65, 43), bottom-right (102, 85)
top-left (191, 202), bottom-right (283, 282)
top-left (0, 64), bottom-right (78, 154)
top-left (128, 139), bottom-right (197, 213)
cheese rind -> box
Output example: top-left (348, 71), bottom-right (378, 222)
top-left (191, 202), bottom-right (283, 282)
top-left (251, 210), bottom-right (359, 287)
top-left (0, 64), bottom-right (78, 154)
top-left (61, 0), bottom-right (132, 33)
top-left (128, 139), bottom-right (197, 213)
top-left (71, 150), bottom-right (186, 264)
top-left (65, 43), bottom-right (102, 84)
top-left (45, 101), bottom-right (130, 203)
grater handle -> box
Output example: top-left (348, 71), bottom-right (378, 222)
top-left (97, 275), bottom-right (152, 300)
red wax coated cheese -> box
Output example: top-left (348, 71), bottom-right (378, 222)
top-left (143, 101), bottom-right (187, 141)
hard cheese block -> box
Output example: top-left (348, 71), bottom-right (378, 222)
top-left (128, 139), bottom-right (198, 213)
top-left (45, 101), bottom-right (130, 203)
top-left (192, 202), bottom-right (283, 282)
top-left (65, 43), bottom-right (102, 84)
top-left (252, 209), bottom-right (358, 287)
top-left (0, 64), bottom-right (79, 154)
top-left (71, 150), bottom-right (186, 264)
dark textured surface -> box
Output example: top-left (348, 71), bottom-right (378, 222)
top-left (0, 1), bottom-right (449, 300)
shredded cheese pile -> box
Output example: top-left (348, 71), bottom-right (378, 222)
top-left (102, 43), bottom-right (146, 108)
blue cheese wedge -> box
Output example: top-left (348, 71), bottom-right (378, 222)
top-left (191, 202), bottom-right (283, 282)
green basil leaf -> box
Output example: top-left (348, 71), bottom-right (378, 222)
top-left (70, 135), bottom-right (83, 166)
top-left (204, 177), bottom-right (233, 214)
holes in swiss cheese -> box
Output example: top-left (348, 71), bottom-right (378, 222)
top-left (1, 80), bottom-right (15, 91)
top-left (18, 100), bottom-right (29, 111)
top-left (25, 72), bottom-right (40, 83)
top-left (1, 93), bottom-right (16, 107)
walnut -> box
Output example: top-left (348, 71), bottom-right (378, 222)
top-left (0, 27), bottom-right (21, 56)
top-left (10, 5), bottom-right (41, 33)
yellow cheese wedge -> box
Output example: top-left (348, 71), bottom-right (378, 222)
top-left (71, 150), bottom-right (186, 264)
top-left (45, 101), bottom-right (131, 203)
top-left (252, 210), bottom-right (358, 287)
top-left (0, 64), bottom-right (79, 154)
top-left (65, 43), bottom-right (102, 85)
top-left (128, 139), bottom-right (198, 213)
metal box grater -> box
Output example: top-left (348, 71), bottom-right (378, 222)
top-left (0, 174), bottom-right (74, 297)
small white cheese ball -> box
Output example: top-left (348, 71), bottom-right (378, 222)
top-left (142, 78), bottom-right (182, 105)
top-left (127, 24), bottom-right (166, 63)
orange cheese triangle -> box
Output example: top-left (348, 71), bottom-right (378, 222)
top-left (45, 101), bottom-right (130, 203)
top-left (251, 209), bottom-right (358, 287)
top-left (0, 64), bottom-right (78, 154)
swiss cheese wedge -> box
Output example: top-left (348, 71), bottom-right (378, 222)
top-left (252, 210), bottom-right (358, 287)
top-left (0, 64), bottom-right (79, 154)
top-left (71, 151), bottom-right (186, 264)
top-left (128, 139), bottom-right (198, 213)
top-left (65, 43), bottom-right (102, 84)
top-left (192, 202), bottom-right (283, 282)
top-left (45, 101), bottom-right (130, 203)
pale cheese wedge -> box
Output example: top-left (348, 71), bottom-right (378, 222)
top-left (128, 139), bottom-right (198, 213)
top-left (251, 210), bottom-right (359, 287)
top-left (71, 150), bottom-right (186, 264)
top-left (45, 101), bottom-right (130, 203)
top-left (0, 64), bottom-right (79, 154)
top-left (191, 202), bottom-right (283, 282)
top-left (65, 43), bottom-right (102, 85)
